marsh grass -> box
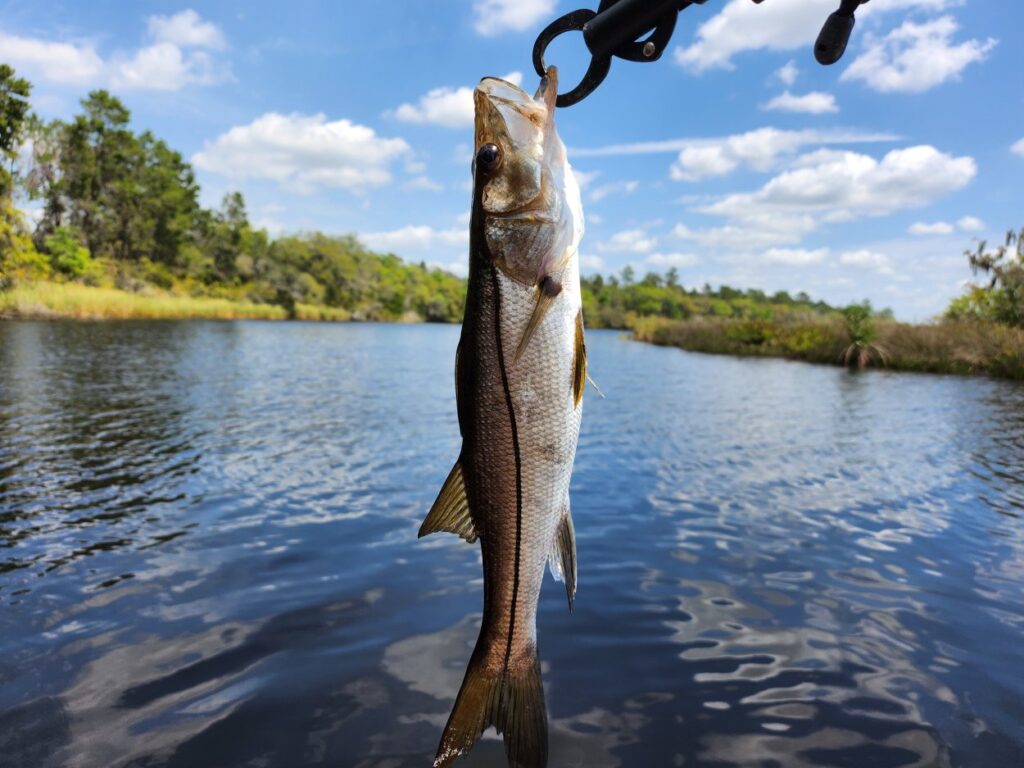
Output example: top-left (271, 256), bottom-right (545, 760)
top-left (2, 281), bottom-right (297, 321)
top-left (632, 315), bottom-right (1024, 381)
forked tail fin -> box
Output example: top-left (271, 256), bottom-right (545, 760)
top-left (433, 642), bottom-right (547, 768)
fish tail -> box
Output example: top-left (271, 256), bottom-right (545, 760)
top-left (433, 641), bottom-right (547, 768)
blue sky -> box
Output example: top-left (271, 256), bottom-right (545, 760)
top-left (3, 0), bottom-right (1021, 319)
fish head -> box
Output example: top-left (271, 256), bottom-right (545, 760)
top-left (473, 68), bottom-right (583, 289)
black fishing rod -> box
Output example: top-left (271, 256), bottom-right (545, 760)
top-left (533, 0), bottom-right (870, 107)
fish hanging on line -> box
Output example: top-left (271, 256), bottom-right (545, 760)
top-left (419, 66), bottom-right (587, 768)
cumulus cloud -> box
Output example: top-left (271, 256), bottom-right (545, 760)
top-left (361, 225), bottom-right (468, 252)
top-left (701, 146), bottom-right (976, 222)
top-left (473, 0), bottom-right (555, 36)
top-left (776, 61), bottom-right (799, 87)
top-left (840, 249), bottom-right (893, 273)
top-left (644, 252), bottom-right (700, 268)
top-left (670, 128), bottom-right (880, 182)
top-left (762, 247), bottom-right (828, 266)
top-left (674, 216), bottom-right (816, 252)
top-left (1013, 138), bottom-right (1024, 158)
top-left (0, 33), bottom-right (104, 85)
top-left (192, 113), bottom-right (410, 193)
top-left (148, 9), bottom-right (226, 49)
top-left (597, 229), bottom-right (658, 254)
top-left (391, 72), bottom-right (522, 128)
top-left (763, 90), bottom-right (838, 114)
top-left (589, 179), bottom-right (639, 203)
top-left (0, 10), bottom-right (230, 91)
top-left (842, 16), bottom-right (996, 93)
top-left (402, 176), bottom-right (443, 192)
top-left (111, 44), bottom-right (229, 91)
top-left (579, 253), bottom-right (605, 271)
top-left (957, 216), bottom-right (984, 232)
top-left (909, 221), bottom-right (954, 235)
top-left (674, 0), bottom-right (963, 72)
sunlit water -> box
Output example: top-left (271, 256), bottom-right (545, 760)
top-left (2, 320), bottom-right (1023, 768)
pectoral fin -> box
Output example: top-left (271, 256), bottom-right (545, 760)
top-left (419, 460), bottom-right (477, 543)
top-left (513, 276), bottom-right (561, 366)
top-left (573, 309), bottom-right (586, 408)
top-left (548, 506), bottom-right (577, 611)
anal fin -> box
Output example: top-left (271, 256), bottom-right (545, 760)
top-left (419, 460), bottom-right (477, 543)
top-left (548, 506), bottom-right (577, 611)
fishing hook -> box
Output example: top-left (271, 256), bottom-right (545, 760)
top-left (532, 0), bottom-right (869, 108)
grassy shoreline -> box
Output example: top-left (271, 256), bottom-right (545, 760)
top-left (631, 316), bottom-right (1024, 381)
top-left (6, 281), bottom-right (1024, 382)
top-left (1, 281), bottom-right (356, 322)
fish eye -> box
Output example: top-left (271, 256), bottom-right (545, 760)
top-left (476, 143), bottom-right (502, 174)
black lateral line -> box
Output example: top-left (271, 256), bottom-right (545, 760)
top-left (491, 263), bottom-right (523, 681)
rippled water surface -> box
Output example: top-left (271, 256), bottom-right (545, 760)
top-left (2, 320), bottom-right (1024, 768)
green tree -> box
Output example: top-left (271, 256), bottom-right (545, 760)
top-left (0, 64), bottom-right (31, 198)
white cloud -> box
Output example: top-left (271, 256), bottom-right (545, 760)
top-left (597, 229), bottom-right (658, 254)
top-left (473, 0), bottom-right (555, 36)
top-left (776, 61), bottom-right (799, 87)
top-left (701, 146), bottom-right (976, 222)
top-left (644, 252), bottom-right (700, 268)
top-left (1012, 138), bottom-right (1024, 158)
top-left (589, 180), bottom-right (638, 203)
top-left (957, 216), bottom-right (984, 232)
top-left (840, 249), bottom-right (893, 272)
top-left (0, 11), bottom-right (230, 92)
top-left (842, 17), bottom-right (996, 93)
top-left (361, 225), bottom-right (468, 252)
top-left (111, 43), bottom-right (230, 91)
top-left (674, 216), bottom-right (816, 251)
top-left (580, 253), bottom-right (605, 271)
top-left (573, 128), bottom-right (895, 159)
top-left (763, 247), bottom-right (828, 266)
top-left (391, 72), bottom-right (522, 128)
top-left (403, 176), bottom-right (443, 192)
top-left (572, 169), bottom-right (600, 190)
top-left (670, 128), bottom-right (866, 182)
top-left (148, 9), bottom-right (226, 49)
top-left (909, 221), bottom-right (954, 235)
top-left (192, 113), bottom-right (410, 193)
top-left (674, 0), bottom-right (963, 72)
top-left (0, 33), bottom-right (104, 85)
top-left (764, 90), bottom-right (838, 114)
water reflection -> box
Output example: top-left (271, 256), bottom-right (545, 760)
top-left (1, 323), bottom-right (1024, 766)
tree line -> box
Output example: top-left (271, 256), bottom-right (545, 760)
top-left (0, 65), bottom-right (466, 321)
top-left (2, 63), bottom-right (1019, 330)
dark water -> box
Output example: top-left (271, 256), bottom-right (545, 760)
top-left (2, 321), bottom-right (1023, 768)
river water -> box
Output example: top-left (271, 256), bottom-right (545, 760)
top-left (1, 320), bottom-right (1023, 767)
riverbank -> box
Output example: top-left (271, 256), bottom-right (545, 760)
top-left (631, 316), bottom-right (1024, 381)
top-left (0, 281), bottom-right (354, 322)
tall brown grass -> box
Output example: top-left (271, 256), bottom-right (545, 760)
top-left (631, 315), bottom-right (1024, 380)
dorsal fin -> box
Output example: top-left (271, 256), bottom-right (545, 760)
top-left (572, 309), bottom-right (586, 408)
top-left (419, 460), bottom-right (477, 543)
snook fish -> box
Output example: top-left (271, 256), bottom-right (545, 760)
top-left (419, 67), bottom-right (586, 768)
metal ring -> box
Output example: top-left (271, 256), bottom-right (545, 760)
top-left (532, 8), bottom-right (611, 107)
top-left (532, 9), bottom-right (596, 78)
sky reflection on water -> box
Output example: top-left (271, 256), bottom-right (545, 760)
top-left (1, 321), bottom-right (1023, 767)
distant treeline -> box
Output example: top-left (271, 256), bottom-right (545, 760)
top-left (0, 67), bottom-right (465, 322)
top-left (3, 63), bottom-right (1022, 349)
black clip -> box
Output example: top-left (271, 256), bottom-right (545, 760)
top-left (533, 0), bottom-right (698, 108)
top-left (815, 0), bottom-right (869, 65)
